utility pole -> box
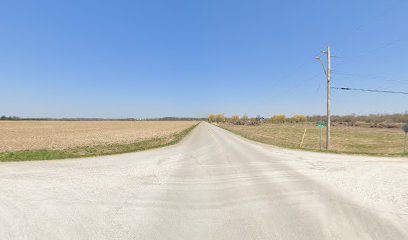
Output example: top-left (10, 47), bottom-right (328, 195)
top-left (316, 46), bottom-right (332, 150)
top-left (326, 46), bottom-right (331, 150)
top-left (404, 123), bottom-right (408, 153)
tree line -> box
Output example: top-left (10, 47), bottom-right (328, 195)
top-left (0, 116), bottom-right (21, 120)
top-left (208, 113), bottom-right (408, 124)
top-left (0, 116), bottom-right (205, 121)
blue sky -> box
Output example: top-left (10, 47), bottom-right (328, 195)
top-left (0, 0), bottom-right (407, 118)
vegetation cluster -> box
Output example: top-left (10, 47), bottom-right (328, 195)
top-left (208, 113), bottom-right (408, 128)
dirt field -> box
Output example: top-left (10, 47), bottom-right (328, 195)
top-left (0, 121), bottom-right (196, 152)
top-left (219, 123), bottom-right (407, 156)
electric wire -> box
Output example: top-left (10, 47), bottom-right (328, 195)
top-left (331, 87), bottom-right (408, 95)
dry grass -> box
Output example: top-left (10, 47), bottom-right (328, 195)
top-left (220, 123), bottom-right (407, 156)
top-left (0, 121), bottom-right (196, 152)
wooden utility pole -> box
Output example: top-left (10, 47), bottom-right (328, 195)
top-left (320, 127), bottom-right (323, 150)
top-left (300, 128), bottom-right (307, 148)
top-left (316, 47), bottom-right (332, 150)
top-left (404, 123), bottom-right (408, 153)
top-left (326, 46), bottom-right (331, 150)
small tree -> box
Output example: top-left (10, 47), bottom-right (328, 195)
top-left (215, 114), bottom-right (225, 123)
top-left (231, 115), bottom-right (240, 124)
top-left (241, 114), bottom-right (249, 123)
top-left (271, 115), bottom-right (286, 123)
top-left (292, 115), bottom-right (307, 123)
top-left (208, 114), bottom-right (216, 123)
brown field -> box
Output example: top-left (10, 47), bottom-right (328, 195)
top-left (219, 122), bottom-right (407, 156)
top-left (0, 121), bottom-right (196, 152)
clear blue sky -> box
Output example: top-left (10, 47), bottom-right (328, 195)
top-left (1, 0), bottom-right (407, 118)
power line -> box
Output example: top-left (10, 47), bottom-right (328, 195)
top-left (332, 72), bottom-right (408, 84)
top-left (333, 38), bottom-right (407, 70)
top-left (331, 87), bottom-right (408, 95)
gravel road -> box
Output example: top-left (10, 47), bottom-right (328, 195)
top-left (1, 122), bottom-right (407, 239)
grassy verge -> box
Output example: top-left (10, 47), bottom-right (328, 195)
top-left (0, 124), bottom-right (198, 162)
top-left (219, 123), bottom-right (408, 157)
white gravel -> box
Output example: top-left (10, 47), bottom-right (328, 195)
top-left (0, 122), bottom-right (407, 239)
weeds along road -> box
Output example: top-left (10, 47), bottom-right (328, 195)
top-left (1, 122), bottom-right (407, 239)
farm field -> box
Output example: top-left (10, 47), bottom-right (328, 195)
top-left (0, 121), bottom-right (197, 161)
top-left (219, 122), bottom-right (407, 156)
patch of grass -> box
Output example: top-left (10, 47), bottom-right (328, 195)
top-left (219, 123), bottom-right (407, 157)
top-left (0, 124), bottom-right (198, 162)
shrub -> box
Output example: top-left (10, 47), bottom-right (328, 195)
top-left (292, 115), bottom-right (306, 123)
top-left (215, 114), bottom-right (225, 123)
top-left (208, 114), bottom-right (216, 123)
top-left (271, 115), bottom-right (286, 123)
top-left (231, 115), bottom-right (240, 124)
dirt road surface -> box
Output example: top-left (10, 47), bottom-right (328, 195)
top-left (1, 122), bottom-right (407, 239)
